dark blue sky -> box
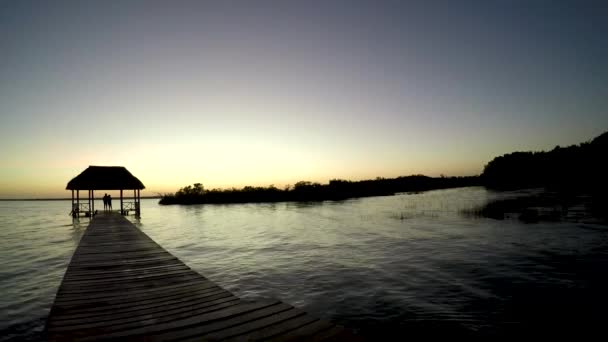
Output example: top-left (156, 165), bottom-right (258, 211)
top-left (1, 1), bottom-right (607, 197)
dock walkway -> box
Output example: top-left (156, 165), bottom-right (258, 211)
top-left (46, 213), bottom-right (359, 341)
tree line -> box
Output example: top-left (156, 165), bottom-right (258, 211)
top-left (482, 131), bottom-right (608, 193)
top-left (159, 175), bottom-right (480, 205)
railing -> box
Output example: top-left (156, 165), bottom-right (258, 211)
top-left (121, 201), bottom-right (140, 216)
top-left (78, 203), bottom-right (90, 212)
top-left (122, 202), bottom-right (137, 211)
top-left (70, 201), bottom-right (140, 217)
top-left (71, 203), bottom-right (92, 217)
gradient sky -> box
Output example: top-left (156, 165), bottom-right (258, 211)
top-left (1, 0), bottom-right (607, 198)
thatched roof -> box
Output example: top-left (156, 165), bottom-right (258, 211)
top-left (66, 166), bottom-right (145, 190)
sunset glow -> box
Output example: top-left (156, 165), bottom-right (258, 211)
top-left (1, 1), bottom-right (606, 198)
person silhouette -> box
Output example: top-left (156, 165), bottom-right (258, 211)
top-left (108, 195), bottom-right (113, 211)
top-left (103, 194), bottom-right (108, 211)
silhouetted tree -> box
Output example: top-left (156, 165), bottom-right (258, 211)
top-left (481, 131), bottom-right (608, 196)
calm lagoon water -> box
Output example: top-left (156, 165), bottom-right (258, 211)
top-left (1, 187), bottom-right (607, 340)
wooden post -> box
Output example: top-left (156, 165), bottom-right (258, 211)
top-left (71, 190), bottom-right (75, 217)
top-left (76, 190), bottom-right (80, 217)
top-left (120, 189), bottom-right (123, 215)
top-left (133, 189), bottom-right (137, 216)
top-left (91, 190), bottom-right (95, 215)
top-left (137, 189), bottom-right (141, 217)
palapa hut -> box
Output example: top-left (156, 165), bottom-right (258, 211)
top-left (66, 166), bottom-right (145, 217)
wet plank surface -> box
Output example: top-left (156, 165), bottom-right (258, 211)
top-left (46, 212), bottom-right (361, 341)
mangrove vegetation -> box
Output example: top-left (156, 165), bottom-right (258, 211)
top-left (473, 131), bottom-right (608, 223)
top-left (159, 176), bottom-right (480, 205)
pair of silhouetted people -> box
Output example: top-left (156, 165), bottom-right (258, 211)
top-left (103, 194), bottom-right (112, 211)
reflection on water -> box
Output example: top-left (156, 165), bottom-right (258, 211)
top-left (1, 187), bottom-right (607, 340)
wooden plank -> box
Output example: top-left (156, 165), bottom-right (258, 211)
top-left (70, 251), bottom-right (173, 260)
top-left (72, 250), bottom-right (168, 256)
top-left (148, 302), bottom-right (294, 341)
top-left (63, 265), bottom-right (193, 278)
top-left (53, 280), bottom-right (215, 305)
top-left (52, 283), bottom-right (226, 314)
top-left (60, 268), bottom-right (198, 285)
top-left (73, 245), bottom-right (170, 253)
top-left (62, 265), bottom-right (190, 280)
top-left (65, 261), bottom-right (184, 273)
top-left (56, 272), bottom-right (204, 292)
top-left (48, 292), bottom-right (240, 331)
top-left (78, 239), bottom-right (157, 244)
top-left (51, 292), bottom-right (227, 314)
top-left (50, 292), bottom-right (238, 325)
top-left (67, 256), bottom-right (180, 265)
top-left (64, 256), bottom-right (181, 269)
top-left (74, 245), bottom-right (158, 250)
top-left (68, 255), bottom-right (171, 262)
top-left (75, 300), bottom-right (283, 341)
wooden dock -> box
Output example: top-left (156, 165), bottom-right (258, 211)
top-left (46, 213), bottom-right (361, 341)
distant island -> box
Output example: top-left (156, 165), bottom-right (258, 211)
top-left (159, 175), bottom-right (480, 205)
top-left (160, 131), bottom-right (607, 224)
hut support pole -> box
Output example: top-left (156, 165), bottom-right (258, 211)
top-left (120, 189), bottom-right (123, 215)
top-left (91, 190), bottom-right (95, 215)
top-left (137, 189), bottom-right (141, 217)
top-left (76, 190), bottom-right (80, 217)
top-left (133, 189), bottom-right (136, 216)
top-left (71, 190), bottom-right (75, 218)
